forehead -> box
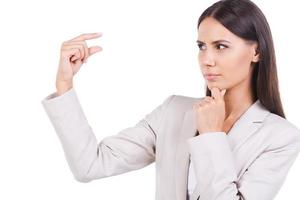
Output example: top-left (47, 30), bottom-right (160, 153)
top-left (197, 17), bottom-right (237, 42)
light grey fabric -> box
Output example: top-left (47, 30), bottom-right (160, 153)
top-left (187, 159), bottom-right (197, 198)
top-left (41, 88), bottom-right (300, 200)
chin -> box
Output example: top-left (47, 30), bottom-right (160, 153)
top-left (207, 83), bottom-right (226, 91)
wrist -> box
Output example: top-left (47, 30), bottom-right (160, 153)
top-left (56, 81), bottom-right (73, 96)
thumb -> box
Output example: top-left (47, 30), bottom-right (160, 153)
top-left (89, 46), bottom-right (103, 56)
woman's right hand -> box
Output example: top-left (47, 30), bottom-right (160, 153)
top-left (56, 32), bottom-right (103, 96)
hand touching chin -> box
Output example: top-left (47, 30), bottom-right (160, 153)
top-left (193, 87), bottom-right (227, 135)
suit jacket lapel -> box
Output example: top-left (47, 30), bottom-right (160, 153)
top-left (174, 99), bottom-right (270, 200)
top-left (226, 100), bottom-right (270, 152)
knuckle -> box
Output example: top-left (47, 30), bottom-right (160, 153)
top-left (204, 96), bottom-right (212, 100)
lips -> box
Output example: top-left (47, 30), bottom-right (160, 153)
top-left (204, 73), bottom-right (221, 81)
top-left (204, 73), bottom-right (221, 76)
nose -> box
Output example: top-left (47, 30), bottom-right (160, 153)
top-left (198, 50), bottom-right (216, 67)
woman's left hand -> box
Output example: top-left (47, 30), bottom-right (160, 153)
top-left (193, 87), bottom-right (227, 135)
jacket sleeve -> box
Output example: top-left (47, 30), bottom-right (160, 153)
top-left (187, 130), bottom-right (300, 200)
top-left (41, 88), bottom-right (174, 183)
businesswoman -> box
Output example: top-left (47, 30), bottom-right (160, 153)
top-left (42, 0), bottom-right (300, 199)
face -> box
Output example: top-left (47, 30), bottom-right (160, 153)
top-left (197, 17), bottom-right (259, 91)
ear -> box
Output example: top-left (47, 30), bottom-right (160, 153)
top-left (252, 43), bottom-right (259, 63)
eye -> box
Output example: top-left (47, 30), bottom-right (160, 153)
top-left (197, 43), bottom-right (206, 51)
top-left (216, 44), bottom-right (227, 50)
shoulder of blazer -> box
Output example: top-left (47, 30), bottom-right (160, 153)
top-left (262, 112), bottom-right (300, 150)
top-left (160, 94), bottom-right (203, 125)
top-left (264, 113), bottom-right (300, 134)
top-left (170, 94), bottom-right (205, 111)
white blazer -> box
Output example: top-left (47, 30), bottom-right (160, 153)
top-left (41, 88), bottom-right (300, 200)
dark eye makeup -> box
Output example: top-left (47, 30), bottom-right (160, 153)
top-left (197, 43), bottom-right (228, 50)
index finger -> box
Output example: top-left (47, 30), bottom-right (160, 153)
top-left (211, 87), bottom-right (221, 101)
top-left (68, 32), bottom-right (103, 42)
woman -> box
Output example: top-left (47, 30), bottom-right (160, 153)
top-left (42, 0), bottom-right (300, 199)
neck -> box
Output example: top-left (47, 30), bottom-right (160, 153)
top-left (223, 83), bottom-right (256, 121)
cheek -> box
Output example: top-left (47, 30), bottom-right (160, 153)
top-left (219, 50), bottom-right (252, 84)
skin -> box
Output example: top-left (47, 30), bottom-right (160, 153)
top-left (56, 32), bottom-right (103, 96)
top-left (193, 17), bottom-right (260, 134)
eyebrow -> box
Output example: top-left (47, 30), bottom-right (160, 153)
top-left (196, 39), bottom-right (231, 44)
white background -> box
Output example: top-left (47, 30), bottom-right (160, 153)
top-left (0, 0), bottom-right (299, 199)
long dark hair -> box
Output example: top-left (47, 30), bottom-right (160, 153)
top-left (198, 0), bottom-right (285, 118)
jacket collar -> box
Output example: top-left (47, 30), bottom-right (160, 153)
top-left (174, 99), bottom-right (271, 200)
